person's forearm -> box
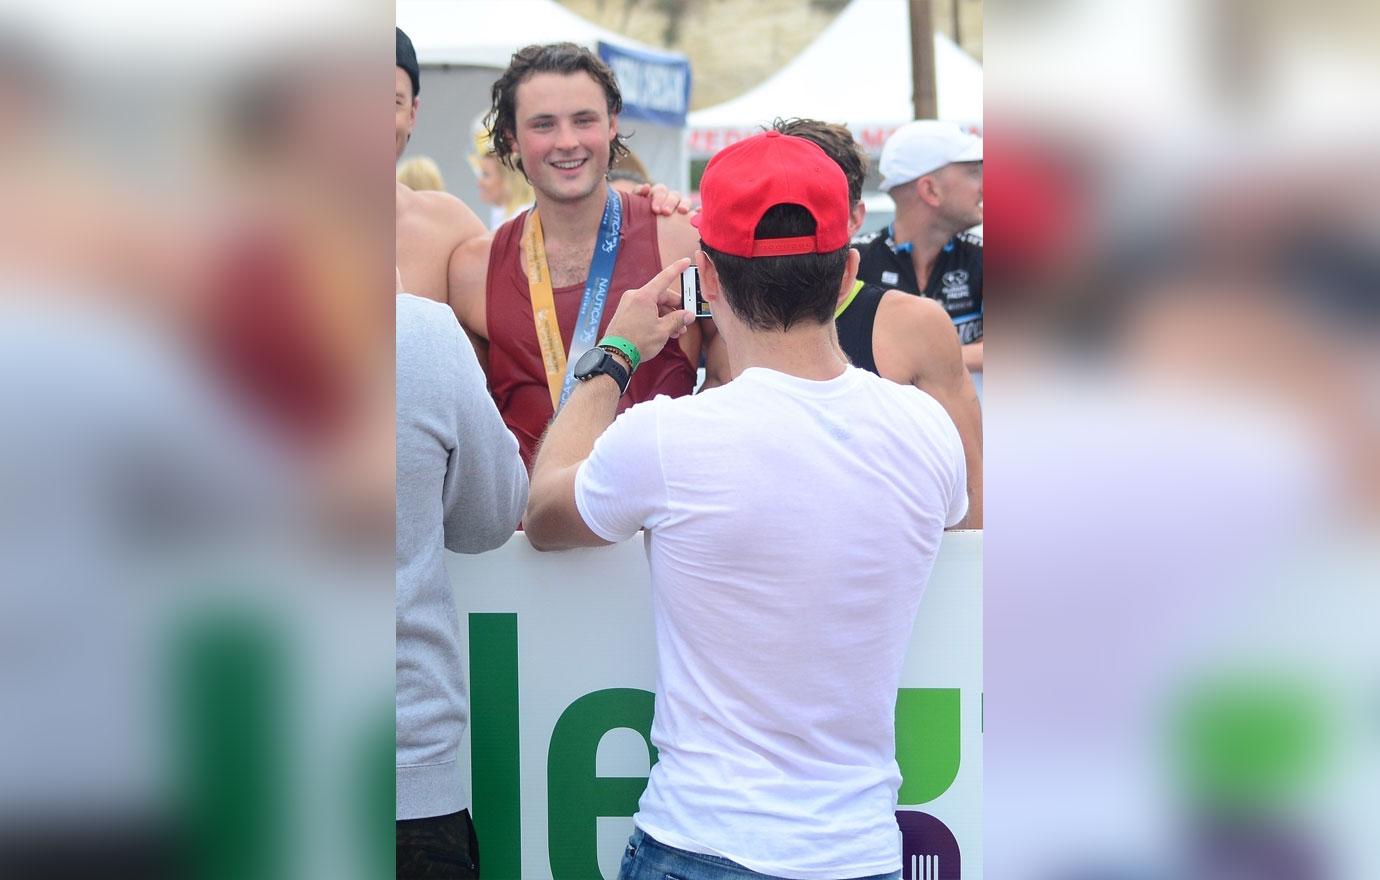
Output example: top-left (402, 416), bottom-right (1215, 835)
top-left (962, 340), bottom-right (983, 372)
top-left (928, 374), bottom-right (982, 530)
top-left (955, 443), bottom-right (983, 529)
top-left (523, 257), bottom-right (691, 549)
top-left (530, 375), bottom-right (621, 486)
top-left (524, 373), bottom-right (622, 548)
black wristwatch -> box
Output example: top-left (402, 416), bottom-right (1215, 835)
top-left (572, 346), bottom-right (632, 395)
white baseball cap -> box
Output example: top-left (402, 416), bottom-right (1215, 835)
top-left (878, 120), bottom-right (983, 192)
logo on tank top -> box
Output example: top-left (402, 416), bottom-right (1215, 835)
top-left (882, 270), bottom-right (900, 287)
top-left (941, 270), bottom-right (970, 302)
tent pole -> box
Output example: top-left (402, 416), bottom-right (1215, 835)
top-left (909, 0), bottom-right (938, 120)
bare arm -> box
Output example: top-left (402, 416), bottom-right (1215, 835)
top-left (962, 339), bottom-right (983, 372)
top-left (525, 259), bottom-right (693, 550)
top-left (523, 375), bottom-right (621, 551)
top-left (434, 190), bottom-right (488, 250)
top-left (875, 293), bottom-right (983, 528)
top-left (447, 233), bottom-right (493, 373)
top-left (396, 186), bottom-right (486, 302)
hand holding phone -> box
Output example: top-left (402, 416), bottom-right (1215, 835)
top-left (602, 258), bottom-right (695, 366)
top-left (681, 265), bottom-right (711, 319)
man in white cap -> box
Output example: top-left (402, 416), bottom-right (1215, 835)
top-left (855, 120), bottom-right (983, 382)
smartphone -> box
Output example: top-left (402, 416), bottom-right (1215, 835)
top-left (681, 265), bottom-right (711, 318)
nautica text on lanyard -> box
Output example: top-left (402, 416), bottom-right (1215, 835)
top-left (521, 186), bottom-right (623, 411)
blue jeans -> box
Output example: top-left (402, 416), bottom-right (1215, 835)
top-left (618, 827), bottom-right (903, 880)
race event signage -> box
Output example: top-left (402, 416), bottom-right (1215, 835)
top-left (689, 124), bottom-right (903, 159)
top-left (449, 532), bottom-right (983, 879)
top-left (598, 41), bottom-right (692, 127)
top-left (688, 123), bottom-right (983, 159)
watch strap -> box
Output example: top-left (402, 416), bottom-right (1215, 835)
top-left (576, 348), bottom-right (631, 396)
top-left (597, 335), bottom-right (641, 373)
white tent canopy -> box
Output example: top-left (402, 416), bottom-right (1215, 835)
top-left (399, 0), bottom-right (656, 67)
top-left (688, 0), bottom-right (982, 159)
top-left (396, 0), bottom-right (691, 215)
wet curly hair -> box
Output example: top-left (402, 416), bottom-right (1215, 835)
top-left (485, 42), bottom-right (630, 177)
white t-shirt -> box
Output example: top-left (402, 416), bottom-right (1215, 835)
top-left (575, 365), bottom-right (966, 879)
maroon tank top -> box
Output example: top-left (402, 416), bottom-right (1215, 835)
top-left (486, 190), bottom-right (695, 466)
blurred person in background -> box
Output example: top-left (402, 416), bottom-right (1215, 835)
top-left (449, 42), bottom-right (714, 468)
top-left (0, 279), bottom-right (293, 880)
top-left (211, 49), bottom-right (394, 540)
top-left (982, 86), bottom-right (1379, 874)
top-left (522, 131), bottom-right (966, 880)
top-left (3, 8), bottom-right (399, 876)
top-left (0, 31), bottom-right (183, 316)
top-left (855, 121), bottom-right (984, 390)
top-left (468, 122), bottom-right (534, 231)
top-left (1114, 173), bottom-right (1380, 517)
top-left (394, 291), bottom-right (527, 879)
top-left (774, 117), bottom-right (983, 528)
top-left (397, 155), bottom-right (446, 193)
top-left (0, 28), bottom-right (385, 878)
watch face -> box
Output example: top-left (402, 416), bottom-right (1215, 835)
top-left (573, 347), bottom-right (607, 378)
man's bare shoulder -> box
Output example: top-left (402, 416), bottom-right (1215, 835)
top-left (874, 290), bottom-right (964, 385)
top-left (398, 184), bottom-right (488, 303)
top-left (452, 229), bottom-right (498, 278)
top-left (878, 290), bottom-right (954, 338)
top-left (449, 231), bottom-right (497, 297)
top-left (403, 187), bottom-right (485, 233)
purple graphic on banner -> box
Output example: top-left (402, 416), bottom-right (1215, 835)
top-left (897, 810), bottom-right (960, 879)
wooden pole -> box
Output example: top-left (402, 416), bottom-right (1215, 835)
top-left (909, 0), bottom-right (938, 119)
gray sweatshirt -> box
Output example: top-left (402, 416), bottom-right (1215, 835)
top-left (395, 294), bottom-right (528, 820)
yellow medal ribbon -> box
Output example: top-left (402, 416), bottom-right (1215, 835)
top-left (521, 209), bottom-right (566, 412)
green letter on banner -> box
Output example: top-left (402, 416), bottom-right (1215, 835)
top-left (356, 703), bottom-right (397, 880)
top-left (469, 613), bottom-right (521, 877)
top-left (170, 611), bottom-right (286, 880)
top-left (547, 688), bottom-right (658, 878)
top-left (896, 688), bottom-right (961, 805)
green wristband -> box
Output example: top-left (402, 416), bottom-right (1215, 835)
top-left (597, 335), bottom-right (641, 374)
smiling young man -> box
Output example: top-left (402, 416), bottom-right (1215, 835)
top-left (449, 43), bottom-right (708, 467)
top-left (523, 131), bottom-right (967, 880)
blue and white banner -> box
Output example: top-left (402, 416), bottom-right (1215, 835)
top-left (598, 41), bottom-right (691, 127)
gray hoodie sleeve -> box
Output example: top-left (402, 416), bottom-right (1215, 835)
top-left (440, 315), bottom-right (528, 554)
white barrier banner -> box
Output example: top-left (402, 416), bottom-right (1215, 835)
top-left (447, 530), bottom-right (982, 879)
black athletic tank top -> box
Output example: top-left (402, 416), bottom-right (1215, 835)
top-left (835, 280), bottom-right (886, 375)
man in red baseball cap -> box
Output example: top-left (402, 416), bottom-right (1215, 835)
top-left (524, 131), bottom-right (967, 880)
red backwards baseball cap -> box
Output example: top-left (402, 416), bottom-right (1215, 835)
top-left (691, 131), bottom-right (850, 258)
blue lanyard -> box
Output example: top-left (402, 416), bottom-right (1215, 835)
top-left (558, 186), bottom-right (622, 408)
